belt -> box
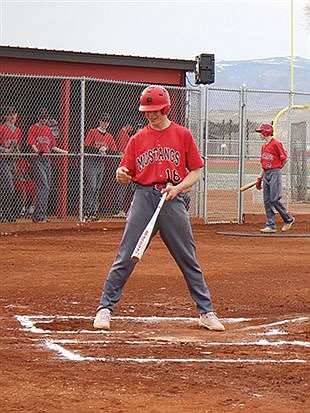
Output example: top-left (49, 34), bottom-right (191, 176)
top-left (153, 183), bottom-right (168, 190)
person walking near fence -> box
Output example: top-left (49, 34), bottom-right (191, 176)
top-left (93, 85), bottom-right (225, 332)
top-left (27, 108), bottom-right (68, 223)
top-left (83, 113), bottom-right (117, 221)
top-left (255, 122), bottom-right (295, 233)
top-left (0, 107), bottom-right (22, 222)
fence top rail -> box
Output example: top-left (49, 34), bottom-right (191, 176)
top-left (246, 88), bottom-right (310, 95)
top-left (0, 72), bottom-right (197, 92)
top-left (2, 72), bottom-right (309, 95)
top-left (209, 86), bottom-right (310, 95)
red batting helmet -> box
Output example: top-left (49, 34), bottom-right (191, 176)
top-left (139, 85), bottom-right (171, 115)
top-left (255, 123), bottom-right (274, 137)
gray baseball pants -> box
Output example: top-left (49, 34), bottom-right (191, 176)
top-left (0, 159), bottom-right (16, 220)
top-left (83, 157), bottom-right (104, 216)
top-left (32, 156), bottom-right (51, 221)
top-left (263, 168), bottom-right (293, 229)
top-left (97, 184), bottom-right (213, 314)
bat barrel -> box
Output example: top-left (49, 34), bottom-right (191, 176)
top-left (240, 180), bottom-right (257, 192)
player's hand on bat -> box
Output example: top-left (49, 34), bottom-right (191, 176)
top-left (162, 169), bottom-right (201, 200)
top-left (116, 166), bottom-right (132, 185)
top-left (161, 183), bottom-right (178, 201)
top-left (256, 177), bottom-right (262, 190)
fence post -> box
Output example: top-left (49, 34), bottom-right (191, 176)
top-left (286, 91), bottom-right (293, 206)
top-left (237, 85), bottom-right (247, 223)
top-left (57, 79), bottom-right (70, 219)
top-left (78, 78), bottom-right (86, 222)
top-left (202, 85), bottom-right (209, 223)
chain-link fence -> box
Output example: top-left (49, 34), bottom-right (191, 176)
top-left (203, 86), bottom-right (310, 223)
top-left (0, 73), bottom-right (309, 224)
top-left (0, 74), bottom-right (203, 223)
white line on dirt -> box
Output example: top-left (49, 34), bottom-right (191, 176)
top-left (50, 338), bottom-right (310, 347)
top-left (44, 339), bottom-right (307, 364)
top-left (15, 314), bottom-right (309, 364)
top-left (45, 340), bottom-right (92, 361)
top-left (241, 316), bottom-right (309, 330)
top-left (16, 314), bottom-right (252, 323)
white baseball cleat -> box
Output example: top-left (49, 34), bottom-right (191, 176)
top-left (282, 217), bottom-right (295, 232)
top-left (199, 312), bottom-right (225, 331)
top-left (260, 226), bottom-right (277, 233)
top-left (93, 308), bottom-right (111, 330)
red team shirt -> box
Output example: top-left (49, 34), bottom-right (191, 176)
top-left (260, 138), bottom-right (287, 170)
top-left (120, 122), bottom-right (204, 186)
top-left (27, 124), bottom-right (57, 153)
top-left (85, 128), bottom-right (117, 152)
top-left (14, 159), bottom-right (36, 197)
top-left (115, 129), bottom-right (131, 153)
top-left (0, 123), bottom-right (21, 150)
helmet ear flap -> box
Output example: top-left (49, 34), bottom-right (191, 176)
top-left (161, 106), bottom-right (171, 115)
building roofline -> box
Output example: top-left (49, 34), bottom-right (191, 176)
top-left (0, 45), bottom-right (198, 72)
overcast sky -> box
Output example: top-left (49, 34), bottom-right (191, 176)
top-left (0, 0), bottom-right (309, 61)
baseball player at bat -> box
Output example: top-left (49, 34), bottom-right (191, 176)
top-left (93, 85), bottom-right (225, 332)
top-left (255, 123), bottom-right (295, 233)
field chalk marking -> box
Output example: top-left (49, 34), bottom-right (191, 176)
top-left (14, 314), bottom-right (309, 364)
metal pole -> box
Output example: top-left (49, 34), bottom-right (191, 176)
top-left (237, 85), bottom-right (246, 224)
top-left (79, 78), bottom-right (86, 222)
top-left (286, 0), bottom-right (294, 206)
top-left (202, 85), bottom-right (209, 223)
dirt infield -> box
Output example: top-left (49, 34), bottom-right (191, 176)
top-left (1, 216), bottom-right (309, 413)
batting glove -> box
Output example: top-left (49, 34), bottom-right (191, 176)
top-left (256, 177), bottom-right (262, 190)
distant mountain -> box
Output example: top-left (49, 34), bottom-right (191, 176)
top-left (214, 56), bottom-right (309, 91)
top-left (187, 56), bottom-right (310, 92)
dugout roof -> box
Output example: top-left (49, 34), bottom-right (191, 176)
top-left (0, 46), bottom-right (197, 86)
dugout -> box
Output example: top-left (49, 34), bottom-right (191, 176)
top-left (0, 45), bottom-right (199, 135)
top-left (0, 46), bottom-right (209, 219)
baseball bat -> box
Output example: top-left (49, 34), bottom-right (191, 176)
top-left (131, 190), bottom-right (168, 262)
top-left (240, 180), bottom-right (257, 192)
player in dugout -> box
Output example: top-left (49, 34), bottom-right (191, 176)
top-left (0, 106), bottom-right (22, 222)
top-left (93, 85), bottom-right (225, 332)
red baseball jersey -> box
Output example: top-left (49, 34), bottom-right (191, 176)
top-left (120, 122), bottom-right (204, 185)
top-left (27, 124), bottom-right (57, 153)
top-left (0, 123), bottom-right (21, 149)
top-left (260, 138), bottom-right (287, 170)
top-left (115, 129), bottom-right (131, 153)
top-left (85, 128), bottom-right (117, 152)
top-left (14, 159), bottom-right (36, 197)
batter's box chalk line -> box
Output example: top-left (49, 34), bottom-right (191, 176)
top-left (14, 314), bottom-right (309, 364)
top-left (216, 231), bottom-right (310, 238)
top-left (15, 315), bottom-right (310, 364)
